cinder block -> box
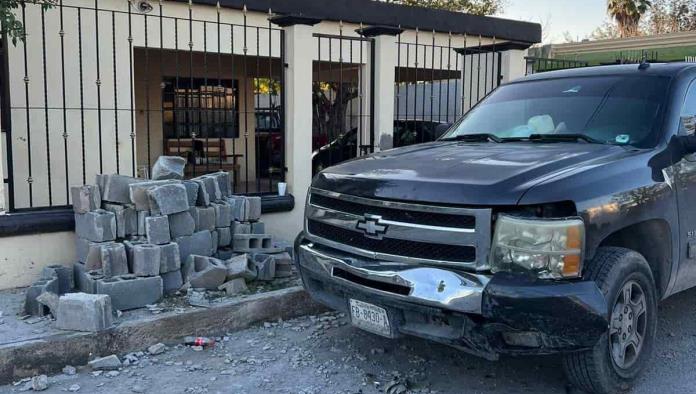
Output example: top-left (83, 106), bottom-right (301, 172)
top-left (161, 270), bottom-right (183, 295)
top-left (192, 176), bottom-right (221, 206)
top-left (56, 293), bottom-right (113, 332)
top-left (250, 221), bottom-right (265, 234)
top-left (151, 156), bottom-right (187, 180)
top-left (218, 278), bottom-right (247, 295)
top-left (75, 210), bottom-right (117, 242)
top-left (225, 254), bottom-right (256, 281)
top-left (73, 262), bottom-right (104, 293)
top-left (76, 238), bottom-right (115, 270)
top-left (212, 202), bottom-right (232, 227)
top-left (264, 252), bottom-right (294, 278)
top-left (158, 242), bottom-right (181, 273)
top-left (217, 227), bottom-right (231, 248)
top-left (146, 216), bottom-right (171, 245)
top-left (41, 264), bottom-right (74, 294)
top-left (249, 253), bottom-right (276, 281)
top-left (103, 203), bottom-right (137, 238)
top-left (137, 211), bottom-right (149, 236)
top-left (71, 185), bottom-right (101, 213)
top-left (100, 243), bottom-right (128, 278)
top-left (232, 234), bottom-right (276, 253)
top-left (182, 255), bottom-right (227, 290)
top-left (131, 244), bottom-right (161, 276)
top-left (208, 171), bottom-right (231, 197)
top-left (96, 274), bottom-right (163, 310)
top-left (232, 221), bottom-right (251, 235)
top-left (147, 183), bottom-right (189, 215)
top-left (227, 195), bottom-right (261, 221)
top-left (211, 230), bottom-right (219, 255)
top-left (123, 239), bottom-right (147, 271)
top-left (247, 196), bottom-right (261, 221)
top-left (175, 230), bottom-right (213, 261)
top-left (168, 211), bottom-right (195, 238)
top-left (128, 180), bottom-right (179, 211)
top-left (182, 180), bottom-right (200, 207)
top-left (215, 247), bottom-right (236, 260)
top-left (100, 174), bottom-right (141, 204)
top-left (24, 276), bottom-right (59, 316)
top-left (190, 206), bottom-right (216, 232)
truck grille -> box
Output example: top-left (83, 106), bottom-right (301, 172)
top-left (307, 220), bottom-right (476, 262)
top-left (305, 188), bottom-right (492, 268)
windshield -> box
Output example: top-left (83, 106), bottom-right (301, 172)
top-left (441, 75), bottom-right (670, 147)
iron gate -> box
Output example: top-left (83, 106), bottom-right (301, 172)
top-left (311, 31), bottom-right (374, 175)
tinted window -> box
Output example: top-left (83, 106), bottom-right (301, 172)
top-left (442, 76), bottom-right (670, 148)
top-left (682, 82), bottom-right (696, 116)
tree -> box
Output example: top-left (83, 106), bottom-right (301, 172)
top-left (380, 0), bottom-right (504, 15)
top-left (607, 0), bottom-right (652, 37)
top-left (642, 0), bottom-right (696, 34)
top-left (1, 0), bottom-right (55, 45)
top-left (589, 20), bottom-right (622, 40)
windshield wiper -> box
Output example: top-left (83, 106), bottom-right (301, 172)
top-left (441, 133), bottom-right (502, 143)
top-left (527, 133), bottom-right (604, 144)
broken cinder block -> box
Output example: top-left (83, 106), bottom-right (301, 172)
top-left (71, 185), bottom-right (101, 213)
top-left (99, 174), bottom-right (141, 204)
top-left (103, 203), bottom-right (137, 238)
top-left (100, 243), bottom-right (128, 278)
top-left (73, 262), bottom-right (104, 294)
top-left (96, 275), bottom-right (163, 311)
top-left (147, 183), bottom-right (189, 215)
top-left (24, 275), bottom-right (60, 316)
top-left (75, 210), bottom-right (117, 242)
top-left (218, 278), bottom-right (247, 295)
top-left (128, 180), bottom-right (179, 211)
top-left (182, 255), bottom-right (227, 290)
top-left (151, 155), bottom-right (187, 180)
top-left (56, 293), bottom-right (113, 332)
top-left (41, 264), bottom-right (74, 294)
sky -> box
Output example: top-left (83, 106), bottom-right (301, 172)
top-left (500, 0), bottom-right (609, 44)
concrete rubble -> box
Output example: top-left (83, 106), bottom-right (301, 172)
top-left (22, 155), bottom-right (296, 334)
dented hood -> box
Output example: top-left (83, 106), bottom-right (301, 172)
top-left (312, 141), bottom-right (630, 206)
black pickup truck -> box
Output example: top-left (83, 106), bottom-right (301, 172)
top-left (294, 62), bottom-right (696, 393)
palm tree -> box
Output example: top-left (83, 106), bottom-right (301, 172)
top-left (607, 0), bottom-right (652, 37)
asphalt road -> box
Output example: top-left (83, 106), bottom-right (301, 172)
top-left (4, 286), bottom-right (696, 394)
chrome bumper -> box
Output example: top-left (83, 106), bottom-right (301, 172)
top-left (297, 242), bottom-right (490, 314)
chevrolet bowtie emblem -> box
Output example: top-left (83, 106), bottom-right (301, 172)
top-left (356, 214), bottom-right (388, 239)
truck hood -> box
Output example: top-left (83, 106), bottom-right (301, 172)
top-left (312, 141), bottom-right (637, 206)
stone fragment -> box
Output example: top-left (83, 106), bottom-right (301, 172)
top-left (56, 293), bottom-right (113, 332)
top-left (31, 375), bottom-right (48, 391)
top-left (36, 291), bottom-right (60, 316)
top-left (95, 275), bottom-right (163, 311)
top-left (168, 211), bottom-right (195, 238)
top-left (147, 183), bottom-right (189, 215)
top-left (151, 156), bottom-right (186, 180)
top-left (159, 242), bottom-right (181, 273)
top-left (71, 185), bottom-right (101, 213)
top-left (62, 366), bottom-right (77, 375)
top-left (232, 221), bottom-right (251, 235)
top-left (250, 221), bottom-right (265, 234)
top-left (131, 244), bottom-right (161, 276)
top-left (24, 276), bottom-right (59, 316)
top-left (147, 343), bottom-right (166, 355)
top-left (146, 216), bottom-right (171, 245)
top-left (128, 180), bottom-right (179, 211)
top-left (100, 174), bottom-right (141, 204)
top-left (175, 230), bottom-right (213, 261)
top-left (41, 264), bottom-right (74, 294)
top-left (217, 227), bottom-right (231, 248)
top-left (88, 355), bottom-right (122, 370)
top-left (249, 253), bottom-right (276, 281)
top-left (68, 384), bottom-right (81, 392)
top-left (73, 263), bottom-right (104, 293)
top-left (101, 243), bottom-right (128, 278)
top-left (190, 206), bottom-right (216, 232)
top-left (217, 278), bottom-right (247, 295)
top-left (268, 252), bottom-right (294, 277)
top-left (182, 255), bottom-right (227, 289)
top-left (75, 210), bottom-right (117, 242)
top-left (212, 202), bottom-right (232, 227)
top-left (232, 234), bottom-right (277, 253)
top-left (182, 180), bottom-right (200, 207)
top-left (161, 270), bottom-right (183, 295)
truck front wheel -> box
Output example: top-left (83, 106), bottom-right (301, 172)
top-left (562, 247), bottom-right (658, 394)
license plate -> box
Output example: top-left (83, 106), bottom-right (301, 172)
top-left (349, 299), bottom-right (391, 337)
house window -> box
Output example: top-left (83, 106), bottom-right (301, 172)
top-left (162, 77), bottom-right (240, 139)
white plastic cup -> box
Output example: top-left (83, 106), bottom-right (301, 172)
top-left (278, 182), bottom-right (287, 196)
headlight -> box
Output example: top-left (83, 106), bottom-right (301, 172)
top-left (490, 214), bottom-right (584, 279)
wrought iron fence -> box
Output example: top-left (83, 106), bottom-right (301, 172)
top-left (394, 31), bottom-right (502, 147)
top-left (312, 30), bottom-right (373, 175)
top-left (1, 0), bottom-right (285, 211)
top-left (525, 56), bottom-right (589, 75)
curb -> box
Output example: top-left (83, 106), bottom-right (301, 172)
top-left (0, 286), bottom-right (325, 385)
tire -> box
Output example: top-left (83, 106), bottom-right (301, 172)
top-left (562, 247), bottom-right (658, 394)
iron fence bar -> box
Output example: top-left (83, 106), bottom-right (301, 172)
top-left (475, 35), bottom-right (482, 104)
top-left (445, 32), bottom-right (451, 123)
top-left (127, 0), bottom-right (135, 177)
top-left (95, 0), bottom-right (104, 174)
top-left (267, 9), bottom-right (273, 192)
top-left (59, 0), bottom-right (69, 201)
top-left (460, 34), bottom-right (466, 117)
top-left (327, 36), bottom-right (333, 168)
top-left (188, 0), bottom-right (195, 177)
top-left (20, 2), bottom-right (33, 207)
top-left (144, 12), bottom-right (151, 172)
top-left (174, 17), bottom-right (181, 160)
top-left (242, 5), bottom-right (249, 193)
top-left (230, 23), bottom-right (236, 190)
top-left (203, 20), bottom-right (209, 174)
top-left (348, 34), bottom-right (354, 153)
top-left (412, 29), bottom-right (418, 138)
top-left (1, 33), bottom-right (16, 211)
top-left (395, 32), bottom-right (401, 128)
top-left (403, 42), bottom-right (409, 130)
top-left (338, 22), bottom-right (344, 152)
top-left (483, 39), bottom-right (488, 98)
top-left (217, 3), bottom-right (223, 171)
top-left (490, 36), bottom-right (496, 91)
top-left (41, 7), bottom-right (52, 205)
top-left (437, 43), bottom-right (443, 123)
top-left (369, 37), bottom-right (375, 153)
top-left (428, 30), bottom-right (435, 140)
top-left (158, 0), bottom-right (164, 175)
top-left (279, 29), bottom-right (285, 183)
top-left (112, 11), bottom-right (120, 174)
top-left (255, 25), bottom-right (260, 192)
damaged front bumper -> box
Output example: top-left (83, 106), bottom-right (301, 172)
top-left (295, 234), bottom-right (608, 360)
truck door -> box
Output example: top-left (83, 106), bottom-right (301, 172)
top-left (672, 80), bottom-right (696, 293)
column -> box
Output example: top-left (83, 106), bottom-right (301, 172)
top-left (500, 49), bottom-right (528, 84)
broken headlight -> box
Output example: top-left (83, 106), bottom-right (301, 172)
top-left (490, 214), bottom-right (584, 279)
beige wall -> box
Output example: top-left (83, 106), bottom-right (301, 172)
top-left (0, 231), bottom-right (76, 290)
